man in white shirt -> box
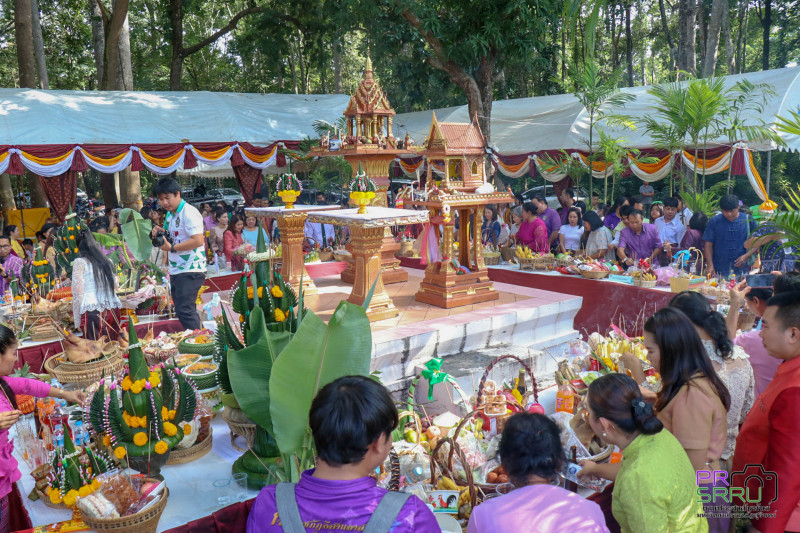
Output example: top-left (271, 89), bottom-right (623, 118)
top-left (151, 177), bottom-right (207, 330)
top-left (655, 197), bottom-right (686, 263)
top-left (675, 194), bottom-right (693, 226)
top-left (305, 220), bottom-right (335, 249)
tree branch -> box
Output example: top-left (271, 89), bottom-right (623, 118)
top-left (182, 6), bottom-right (305, 58)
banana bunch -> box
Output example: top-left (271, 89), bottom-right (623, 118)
top-left (515, 245), bottom-right (534, 259)
top-left (641, 272), bottom-right (656, 281)
top-left (594, 339), bottom-right (649, 371)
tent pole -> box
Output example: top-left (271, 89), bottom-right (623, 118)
top-left (766, 150), bottom-right (772, 199)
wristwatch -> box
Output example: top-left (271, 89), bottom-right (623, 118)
top-left (170, 244), bottom-right (176, 253)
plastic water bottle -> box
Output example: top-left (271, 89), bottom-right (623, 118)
top-left (72, 421), bottom-right (82, 446)
top-left (217, 253), bottom-right (227, 270)
top-left (53, 424), bottom-right (64, 449)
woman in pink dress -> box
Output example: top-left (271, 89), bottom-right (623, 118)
top-left (514, 202), bottom-right (549, 253)
top-left (0, 325), bottom-right (83, 532)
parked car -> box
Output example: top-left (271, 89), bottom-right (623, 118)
top-left (207, 188), bottom-right (245, 206)
top-left (520, 185), bottom-right (587, 209)
top-left (388, 179), bottom-right (420, 206)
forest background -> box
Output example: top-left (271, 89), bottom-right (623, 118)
top-left (0, 0), bottom-right (797, 210)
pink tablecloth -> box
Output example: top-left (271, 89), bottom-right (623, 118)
top-left (204, 262), bottom-right (348, 293)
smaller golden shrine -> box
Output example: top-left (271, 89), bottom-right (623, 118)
top-left (423, 112), bottom-right (487, 190)
top-left (410, 114), bottom-right (514, 309)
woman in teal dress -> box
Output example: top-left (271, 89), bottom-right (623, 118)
top-left (580, 374), bottom-right (708, 533)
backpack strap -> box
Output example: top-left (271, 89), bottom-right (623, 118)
top-left (362, 491), bottom-right (412, 533)
top-left (275, 483), bottom-right (306, 533)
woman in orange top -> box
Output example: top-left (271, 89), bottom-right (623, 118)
top-left (623, 307), bottom-right (730, 533)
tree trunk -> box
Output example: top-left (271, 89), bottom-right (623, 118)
top-left (697, 0), bottom-right (706, 74)
top-left (117, 3), bottom-right (133, 91)
top-left (658, 0), bottom-right (677, 69)
top-left (625, 1), bottom-right (634, 86)
top-left (678, 0), bottom-right (697, 75)
top-left (100, 173), bottom-right (119, 209)
top-left (0, 174), bottom-right (16, 223)
top-left (722, 5), bottom-right (735, 74)
top-left (119, 167), bottom-right (141, 210)
top-left (610, 5), bottom-right (619, 70)
top-left (333, 39), bottom-right (342, 93)
top-left (90, 0), bottom-right (104, 89)
top-left (29, 0), bottom-right (47, 89)
top-left (102, 0), bottom-right (129, 90)
top-left (735, 1), bottom-right (747, 73)
top-left (28, 174), bottom-right (48, 209)
top-left (759, 0), bottom-right (772, 70)
top-left (14, 0), bottom-right (36, 88)
top-left (168, 0), bottom-right (183, 90)
top-left (703, 0), bottom-right (726, 77)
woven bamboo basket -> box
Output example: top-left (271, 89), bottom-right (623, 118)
top-left (319, 249), bottom-right (334, 262)
top-left (35, 488), bottom-right (69, 509)
top-left (499, 246), bottom-right (515, 262)
top-left (44, 350), bottom-right (126, 388)
top-left (483, 253), bottom-right (500, 266)
top-left (222, 408), bottom-right (256, 453)
top-left (533, 257), bottom-right (556, 271)
top-left (556, 256), bottom-right (574, 268)
top-left (516, 256), bottom-right (535, 270)
top-left (580, 270), bottom-right (610, 279)
top-left (400, 241), bottom-right (414, 257)
top-left (669, 275), bottom-right (706, 293)
top-left (639, 279), bottom-right (657, 288)
top-left (166, 429), bottom-right (213, 465)
top-left (79, 483), bottom-right (168, 533)
top-left (333, 249), bottom-right (351, 262)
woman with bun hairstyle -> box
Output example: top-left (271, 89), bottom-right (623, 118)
top-left (580, 373), bottom-right (707, 533)
top-left (467, 413), bottom-right (608, 533)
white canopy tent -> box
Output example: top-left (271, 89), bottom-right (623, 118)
top-left (393, 66), bottom-right (800, 155)
top-left (0, 90), bottom-right (351, 146)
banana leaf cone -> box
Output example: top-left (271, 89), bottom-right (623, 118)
top-left (126, 319), bottom-right (150, 382)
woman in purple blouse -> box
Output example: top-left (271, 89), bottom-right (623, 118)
top-left (0, 325), bottom-right (83, 532)
top-left (679, 212), bottom-right (708, 274)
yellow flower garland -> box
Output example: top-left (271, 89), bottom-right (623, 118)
top-left (154, 440), bottom-right (168, 455)
top-left (274, 308), bottom-right (286, 322)
top-left (114, 446), bottom-right (127, 459)
top-left (271, 286), bottom-right (283, 298)
top-left (163, 422), bottom-right (177, 437)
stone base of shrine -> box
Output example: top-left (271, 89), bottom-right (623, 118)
top-left (304, 268), bottom-right (581, 392)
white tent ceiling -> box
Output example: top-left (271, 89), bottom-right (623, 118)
top-left (0, 67), bottom-right (797, 160)
top-left (393, 66), bottom-right (800, 155)
top-left (0, 90), bottom-right (351, 145)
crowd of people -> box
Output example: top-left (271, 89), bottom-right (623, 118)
top-left (474, 182), bottom-right (793, 278)
top-left (245, 271), bottom-right (800, 533)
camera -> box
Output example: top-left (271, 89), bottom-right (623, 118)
top-left (152, 229), bottom-right (174, 248)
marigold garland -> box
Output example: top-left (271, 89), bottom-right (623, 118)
top-left (154, 440), bottom-right (168, 455)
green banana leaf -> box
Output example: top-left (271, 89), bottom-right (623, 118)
top-left (119, 208), bottom-right (154, 262)
top-left (227, 306), bottom-right (292, 435)
top-left (269, 301), bottom-right (372, 454)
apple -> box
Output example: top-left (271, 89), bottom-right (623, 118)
top-left (527, 402), bottom-right (546, 415)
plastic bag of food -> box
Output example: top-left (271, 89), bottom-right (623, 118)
top-left (97, 474), bottom-right (140, 516)
top-left (77, 492), bottom-right (120, 519)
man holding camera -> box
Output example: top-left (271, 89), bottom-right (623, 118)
top-left (151, 177), bottom-right (206, 330)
